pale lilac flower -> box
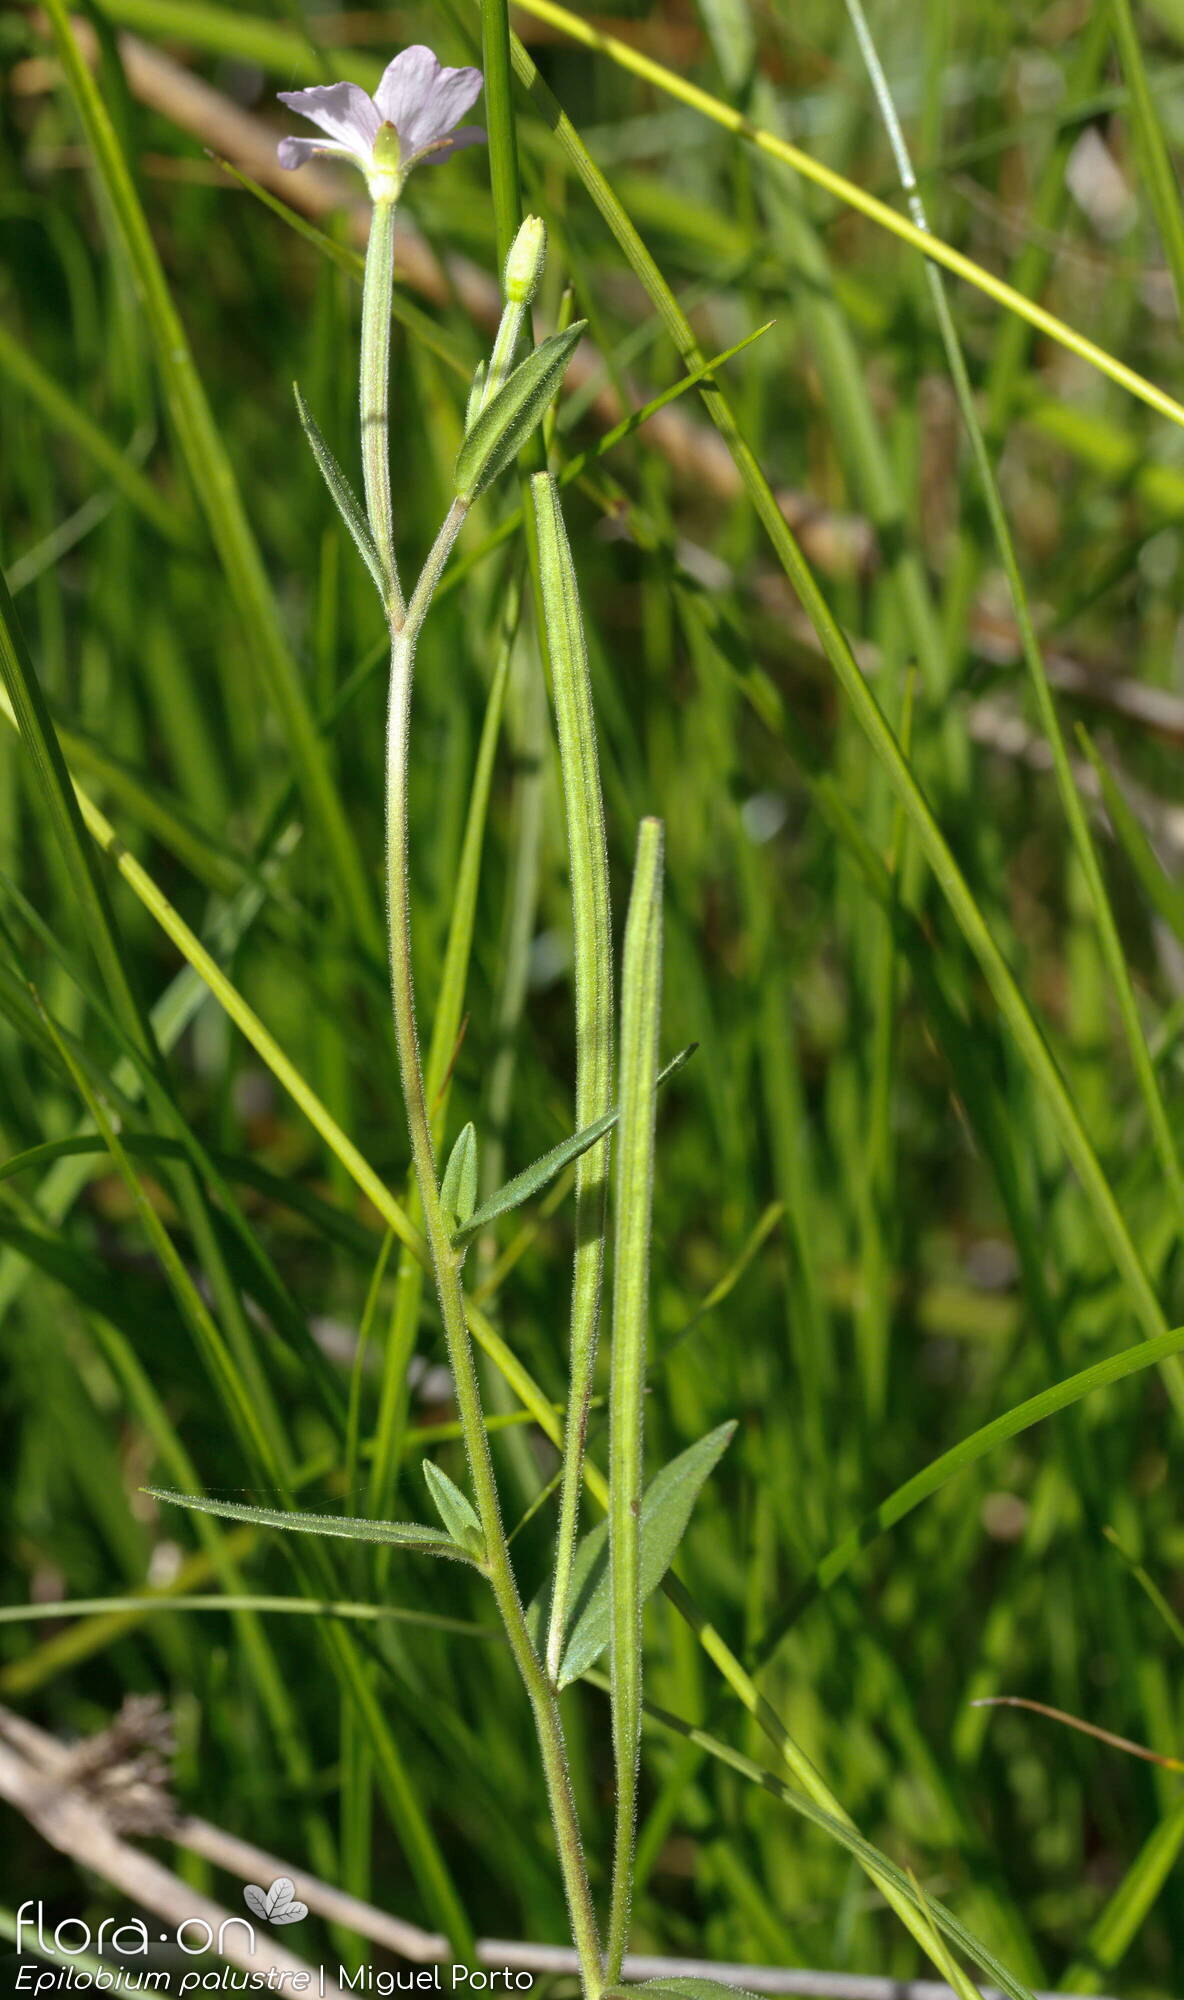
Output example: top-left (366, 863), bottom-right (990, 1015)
top-left (277, 46), bottom-right (484, 201)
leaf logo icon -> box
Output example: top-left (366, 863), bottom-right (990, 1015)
top-left (243, 1877), bottom-right (309, 1925)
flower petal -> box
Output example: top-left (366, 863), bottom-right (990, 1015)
top-left (405, 125), bottom-right (487, 169)
top-left (277, 135), bottom-right (354, 170)
top-left (276, 82), bottom-right (380, 157)
top-left (374, 45), bottom-right (483, 155)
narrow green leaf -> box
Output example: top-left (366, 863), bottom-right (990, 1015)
top-left (1110, 0), bottom-right (1184, 323)
top-left (608, 814), bottom-right (665, 1974)
top-left (531, 470), bottom-right (615, 1681)
top-left (453, 1045), bottom-right (695, 1246)
top-left (145, 1487), bottom-right (468, 1561)
top-left (537, 1422), bottom-right (735, 1689)
top-left (293, 383), bottom-right (385, 597)
top-left (454, 323), bottom-right (586, 501)
top-left (440, 1121), bottom-right (479, 1234)
top-left (423, 1460), bottom-right (487, 1562)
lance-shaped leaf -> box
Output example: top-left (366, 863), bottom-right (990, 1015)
top-left (532, 468), bottom-right (615, 1682)
top-left (452, 1045), bottom-right (695, 1247)
top-left (440, 1121), bottom-right (478, 1236)
top-left (423, 1459), bottom-right (487, 1563)
top-left (454, 323), bottom-right (586, 503)
top-left (145, 1487), bottom-right (471, 1562)
top-left (293, 383), bottom-right (386, 599)
top-left (526, 1422), bottom-right (736, 1689)
top-left (607, 817), bottom-right (665, 1973)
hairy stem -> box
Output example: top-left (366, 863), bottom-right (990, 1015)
top-left (360, 195), bottom-right (404, 626)
top-left (385, 619), bottom-right (602, 1995)
top-left (531, 475), bottom-right (614, 1686)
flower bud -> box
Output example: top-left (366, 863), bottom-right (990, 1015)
top-left (503, 215), bottom-right (547, 306)
top-left (366, 121), bottom-right (405, 203)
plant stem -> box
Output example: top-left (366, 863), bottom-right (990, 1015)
top-left (384, 619), bottom-right (603, 1996)
top-left (364, 202), bottom-right (602, 1991)
top-left (360, 195), bottom-right (404, 626)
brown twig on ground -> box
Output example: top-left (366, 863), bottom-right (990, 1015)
top-left (0, 1702), bottom-right (1117, 2000)
top-left (0, 1703), bottom-right (349, 1997)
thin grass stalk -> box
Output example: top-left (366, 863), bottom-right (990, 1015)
top-left (607, 817), bottom-right (664, 1978)
top-left (532, 474), bottom-right (614, 1683)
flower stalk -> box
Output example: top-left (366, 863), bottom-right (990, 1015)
top-left (359, 195), bottom-right (403, 625)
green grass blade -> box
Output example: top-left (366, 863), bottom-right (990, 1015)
top-left (763, 1318), bottom-right (1184, 1650)
top-left (1077, 726), bottom-right (1184, 943)
top-left (32, 988), bottom-right (285, 1487)
top-left (1061, 1795), bottom-right (1184, 1993)
top-left (0, 317), bottom-right (192, 546)
top-left (1110, 0), bottom-right (1184, 321)
top-left (609, 1686), bottom-right (1034, 2000)
top-left (0, 1594), bottom-right (495, 1636)
top-left (0, 570), bottom-right (151, 1058)
top-left (0, 684), bottom-right (427, 1260)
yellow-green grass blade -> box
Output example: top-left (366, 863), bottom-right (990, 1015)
top-left (760, 1317), bottom-right (1184, 1655)
top-left (506, 0), bottom-right (1184, 436)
